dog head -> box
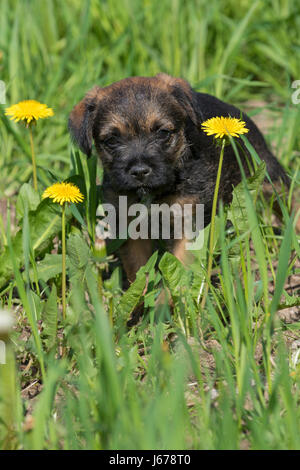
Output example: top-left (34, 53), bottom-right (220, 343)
top-left (69, 74), bottom-right (202, 196)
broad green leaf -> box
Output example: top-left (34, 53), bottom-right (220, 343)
top-left (227, 162), bottom-right (266, 234)
top-left (42, 285), bottom-right (58, 351)
top-left (159, 252), bottom-right (187, 289)
top-left (118, 273), bottom-right (147, 319)
top-left (159, 252), bottom-right (188, 306)
top-left (118, 252), bottom-right (158, 319)
top-left (0, 200), bottom-right (68, 288)
top-left (28, 290), bottom-right (43, 322)
top-left (67, 232), bottom-right (90, 269)
top-left (104, 266), bottom-right (122, 292)
top-left (136, 250), bottom-right (158, 277)
top-left (279, 291), bottom-right (300, 309)
top-left (16, 183), bottom-right (40, 219)
top-left (34, 253), bottom-right (63, 283)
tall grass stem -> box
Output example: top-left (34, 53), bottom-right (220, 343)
top-left (29, 126), bottom-right (38, 191)
top-left (201, 138), bottom-right (225, 309)
top-left (62, 203), bottom-right (66, 320)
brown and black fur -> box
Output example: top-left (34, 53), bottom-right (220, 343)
top-left (69, 74), bottom-right (290, 284)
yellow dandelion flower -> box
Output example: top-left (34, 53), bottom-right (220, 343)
top-left (201, 116), bottom-right (249, 139)
top-left (5, 100), bottom-right (54, 125)
top-left (42, 182), bottom-right (83, 322)
top-left (42, 182), bottom-right (84, 205)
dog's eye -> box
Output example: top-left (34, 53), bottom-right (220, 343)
top-left (157, 128), bottom-right (173, 139)
top-left (102, 135), bottom-right (118, 149)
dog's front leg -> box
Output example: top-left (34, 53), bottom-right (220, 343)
top-left (171, 236), bottom-right (195, 266)
top-left (119, 238), bottom-right (152, 283)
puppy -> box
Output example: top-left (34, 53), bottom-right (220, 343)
top-left (69, 73), bottom-right (290, 283)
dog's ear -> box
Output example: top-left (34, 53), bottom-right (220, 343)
top-left (68, 86), bottom-right (102, 157)
top-left (155, 73), bottom-right (203, 125)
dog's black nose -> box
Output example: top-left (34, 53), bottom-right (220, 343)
top-left (130, 165), bottom-right (152, 181)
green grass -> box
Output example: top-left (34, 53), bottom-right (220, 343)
top-left (0, 0), bottom-right (300, 450)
